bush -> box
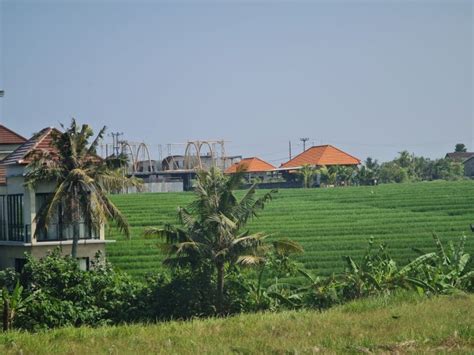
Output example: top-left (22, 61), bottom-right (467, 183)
top-left (13, 249), bottom-right (147, 330)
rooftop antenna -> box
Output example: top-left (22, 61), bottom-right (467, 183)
top-left (300, 137), bottom-right (309, 152)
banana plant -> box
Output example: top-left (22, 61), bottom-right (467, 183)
top-left (341, 238), bottom-right (437, 298)
top-left (1, 282), bottom-right (34, 331)
top-left (413, 234), bottom-right (473, 293)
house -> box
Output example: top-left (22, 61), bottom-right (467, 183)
top-left (0, 126), bottom-right (108, 271)
top-left (224, 157), bottom-right (276, 181)
top-left (445, 152), bottom-right (474, 177)
top-left (445, 152), bottom-right (474, 163)
top-left (463, 156), bottom-right (474, 177)
top-left (279, 145), bottom-right (361, 170)
top-left (0, 124), bottom-right (27, 160)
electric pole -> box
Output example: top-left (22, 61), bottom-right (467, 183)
top-left (0, 90), bottom-right (4, 97)
top-left (289, 140), bottom-right (292, 160)
top-left (300, 137), bottom-right (309, 152)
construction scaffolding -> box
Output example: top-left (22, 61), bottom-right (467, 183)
top-left (100, 139), bottom-right (240, 175)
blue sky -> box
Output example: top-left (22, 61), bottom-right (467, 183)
top-left (0, 0), bottom-right (472, 164)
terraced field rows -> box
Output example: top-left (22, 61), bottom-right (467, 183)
top-left (107, 181), bottom-right (474, 278)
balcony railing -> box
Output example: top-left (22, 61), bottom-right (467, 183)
top-left (36, 222), bottom-right (98, 242)
top-left (0, 224), bottom-right (31, 243)
top-left (0, 223), bottom-right (98, 243)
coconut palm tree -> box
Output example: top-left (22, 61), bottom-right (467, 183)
top-left (145, 167), bottom-right (278, 314)
top-left (25, 119), bottom-right (140, 258)
top-left (297, 164), bottom-right (315, 188)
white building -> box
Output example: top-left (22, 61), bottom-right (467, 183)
top-left (0, 126), bottom-right (108, 271)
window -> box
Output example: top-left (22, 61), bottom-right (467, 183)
top-left (14, 258), bottom-right (26, 273)
top-left (0, 195), bottom-right (6, 241)
top-left (7, 195), bottom-right (24, 241)
top-left (35, 193), bottom-right (97, 241)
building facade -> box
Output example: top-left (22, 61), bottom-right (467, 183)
top-left (463, 156), bottom-right (474, 178)
top-left (0, 127), bottom-right (108, 271)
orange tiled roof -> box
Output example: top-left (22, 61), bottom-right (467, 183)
top-left (225, 157), bottom-right (276, 174)
top-left (0, 124), bottom-right (26, 145)
top-left (1, 127), bottom-right (60, 165)
top-left (280, 145), bottom-right (360, 169)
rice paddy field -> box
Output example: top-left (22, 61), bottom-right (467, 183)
top-left (107, 180), bottom-right (474, 278)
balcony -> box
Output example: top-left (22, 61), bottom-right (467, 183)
top-left (0, 223), bottom-right (98, 244)
top-left (37, 222), bottom-right (99, 242)
top-left (0, 224), bottom-right (31, 243)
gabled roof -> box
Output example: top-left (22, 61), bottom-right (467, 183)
top-left (1, 127), bottom-right (59, 165)
top-left (225, 157), bottom-right (276, 174)
top-left (445, 152), bottom-right (474, 163)
top-left (280, 145), bottom-right (360, 169)
top-left (0, 124), bottom-right (27, 145)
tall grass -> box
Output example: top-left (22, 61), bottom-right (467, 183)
top-left (1, 293), bottom-right (472, 354)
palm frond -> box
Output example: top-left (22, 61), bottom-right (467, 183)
top-left (273, 239), bottom-right (304, 255)
top-left (236, 255), bottom-right (265, 266)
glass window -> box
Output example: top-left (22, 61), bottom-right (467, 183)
top-left (0, 195), bottom-right (6, 241)
top-left (7, 195), bottom-right (24, 241)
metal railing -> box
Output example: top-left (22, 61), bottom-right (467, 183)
top-left (36, 222), bottom-right (99, 242)
top-left (0, 224), bottom-right (31, 243)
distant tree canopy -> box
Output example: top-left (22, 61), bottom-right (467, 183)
top-left (360, 151), bottom-right (465, 185)
top-left (455, 143), bottom-right (467, 153)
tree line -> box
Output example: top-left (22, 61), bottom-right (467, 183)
top-left (295, 149), bottom-right (467, 188)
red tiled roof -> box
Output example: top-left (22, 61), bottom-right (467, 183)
top-left (0, 124), bottom-right (26, 145)
top-left (225, 157), bottom-right (276, 174)
top-left (280, 145), bottom-right (360, 169)
top-left (1, 127), bottom-right (59, 165)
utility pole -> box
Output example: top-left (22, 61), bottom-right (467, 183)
top-left (289, 140), bottom-right (292, 160)
top-left (109, 132), bottom-right (123, 156)
top-left (0, 90), bottom-right (4, 97)
top-left (300, 137), bottom-right (309, 152)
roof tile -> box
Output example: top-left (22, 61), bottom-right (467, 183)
top-left (280, 145), bottom-right (360, 169)
top-left (1, 127), bottom-right (59, 165)
top-left (0, 125), bottom-right (27, 145)
top-left (225, 157), bottom-right (275, 174)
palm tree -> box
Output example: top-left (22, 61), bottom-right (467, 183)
top-left (25, 119), bottom-right (140, 258)
top-left (297, 164), bottom-right (316, 188)
top-left (145, 167), bottom-right (276, 314)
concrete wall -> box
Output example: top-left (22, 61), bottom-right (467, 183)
top-left (123, 181), bottom-right (183, 193)
top-left (0, 241), bottom-right (107, 270)
top-left (464, 158), bottom-right (474, 177)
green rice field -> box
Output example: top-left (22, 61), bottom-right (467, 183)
top-left (107, 180), bottom-right (474, 278)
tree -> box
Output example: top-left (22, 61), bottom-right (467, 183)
top-left (145, 167), bottom-right (276, 314)
top-left (455, 143), bottom-right (467, 153)
top-left (395, 150), bottom-right (413, 169)
top-left (297, 164), bottom-right (315, 188)
top-left (365, 157), bottom-right (379, 171)
top-left (25, 119), bottom-right (140, 258)
top-left (1, 282), bottom-right (33, 331)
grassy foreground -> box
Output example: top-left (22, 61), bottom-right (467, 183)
top-left (1, 293), bottom-right (472, 354)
